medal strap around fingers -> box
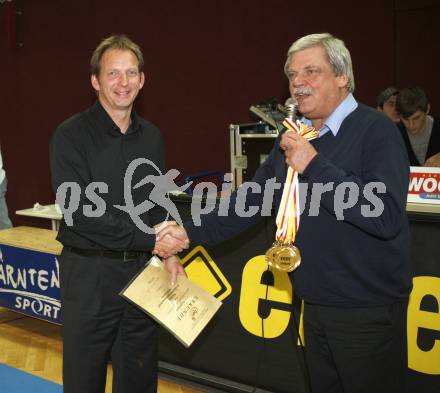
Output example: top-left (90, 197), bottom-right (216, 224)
top-left (275, 119), bottom-right (319, 243)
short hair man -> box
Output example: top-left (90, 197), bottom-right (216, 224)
top-left (50, 35), bottom-right (186, 393)
top-left (155, 33), bottom-right (411, 393)
top-left (376, 87), bottom-right (400, 123)
top-left (396, 86), bottom-right (440, 166)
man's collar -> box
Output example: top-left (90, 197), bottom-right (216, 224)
top-left (302, 93), bottom-right (358, 137)
top-left (90, 101), bottom-right (141, 136)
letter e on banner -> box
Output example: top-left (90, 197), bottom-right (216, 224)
top-left (239, 256), bottom-right (292, 338)
top-left (407, 276), bottom-right (440, 375)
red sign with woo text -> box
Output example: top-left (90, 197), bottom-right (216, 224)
top-left (408, 167), bottom-right (440, 203)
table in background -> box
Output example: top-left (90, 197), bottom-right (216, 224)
top-left (15, 204), bottom-right (62, 231)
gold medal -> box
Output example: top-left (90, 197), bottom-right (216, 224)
top-left (267, 119), bottom-right (317, 273)
top-left (265, 241), bottom-right (282, 268)
top-left (273, 243), bottom-right (301, 272)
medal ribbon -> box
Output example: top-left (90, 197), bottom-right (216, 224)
top-left (275, 119), bottom-right (319, 243)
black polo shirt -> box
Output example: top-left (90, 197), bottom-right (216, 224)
top-left (50, 101), bottom-right (166, 251)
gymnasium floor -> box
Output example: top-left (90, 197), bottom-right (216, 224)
top-left (0, 307), bottom-right (204, 393)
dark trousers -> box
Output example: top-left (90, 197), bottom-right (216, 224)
top-left (59, 249), bottom-right (158, 393)
top-left (303, 301), bottom-right (408, 393)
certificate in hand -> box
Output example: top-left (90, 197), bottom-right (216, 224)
top-left (120, 256), bottom-right (222, 347)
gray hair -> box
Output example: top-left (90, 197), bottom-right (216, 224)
top-left (284, 33), bottom-right (355, 93)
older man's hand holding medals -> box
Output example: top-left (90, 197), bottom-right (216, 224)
top-left (265, 118), bottom-right (319, 272)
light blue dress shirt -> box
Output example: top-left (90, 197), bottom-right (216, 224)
top-left (302, 93), bottom-right (358, 137)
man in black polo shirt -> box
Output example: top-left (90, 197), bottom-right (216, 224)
top-left (50, 35), bottom-right (186, 393)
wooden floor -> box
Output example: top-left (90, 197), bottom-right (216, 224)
top-left (0, 307), bottom-right (204, 393)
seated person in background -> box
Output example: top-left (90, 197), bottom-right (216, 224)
top-left (376, 87), bottom-right (400, 123)
top-left (0, 145), bottom-right (13, 230)
top-left (396, 87), bottom-right (440, 167)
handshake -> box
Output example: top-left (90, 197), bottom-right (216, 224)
top-left (153, 221), bottom-right (190, 259)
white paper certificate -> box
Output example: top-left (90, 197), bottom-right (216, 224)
top-left (120, 256), bottom-right (222, 347)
